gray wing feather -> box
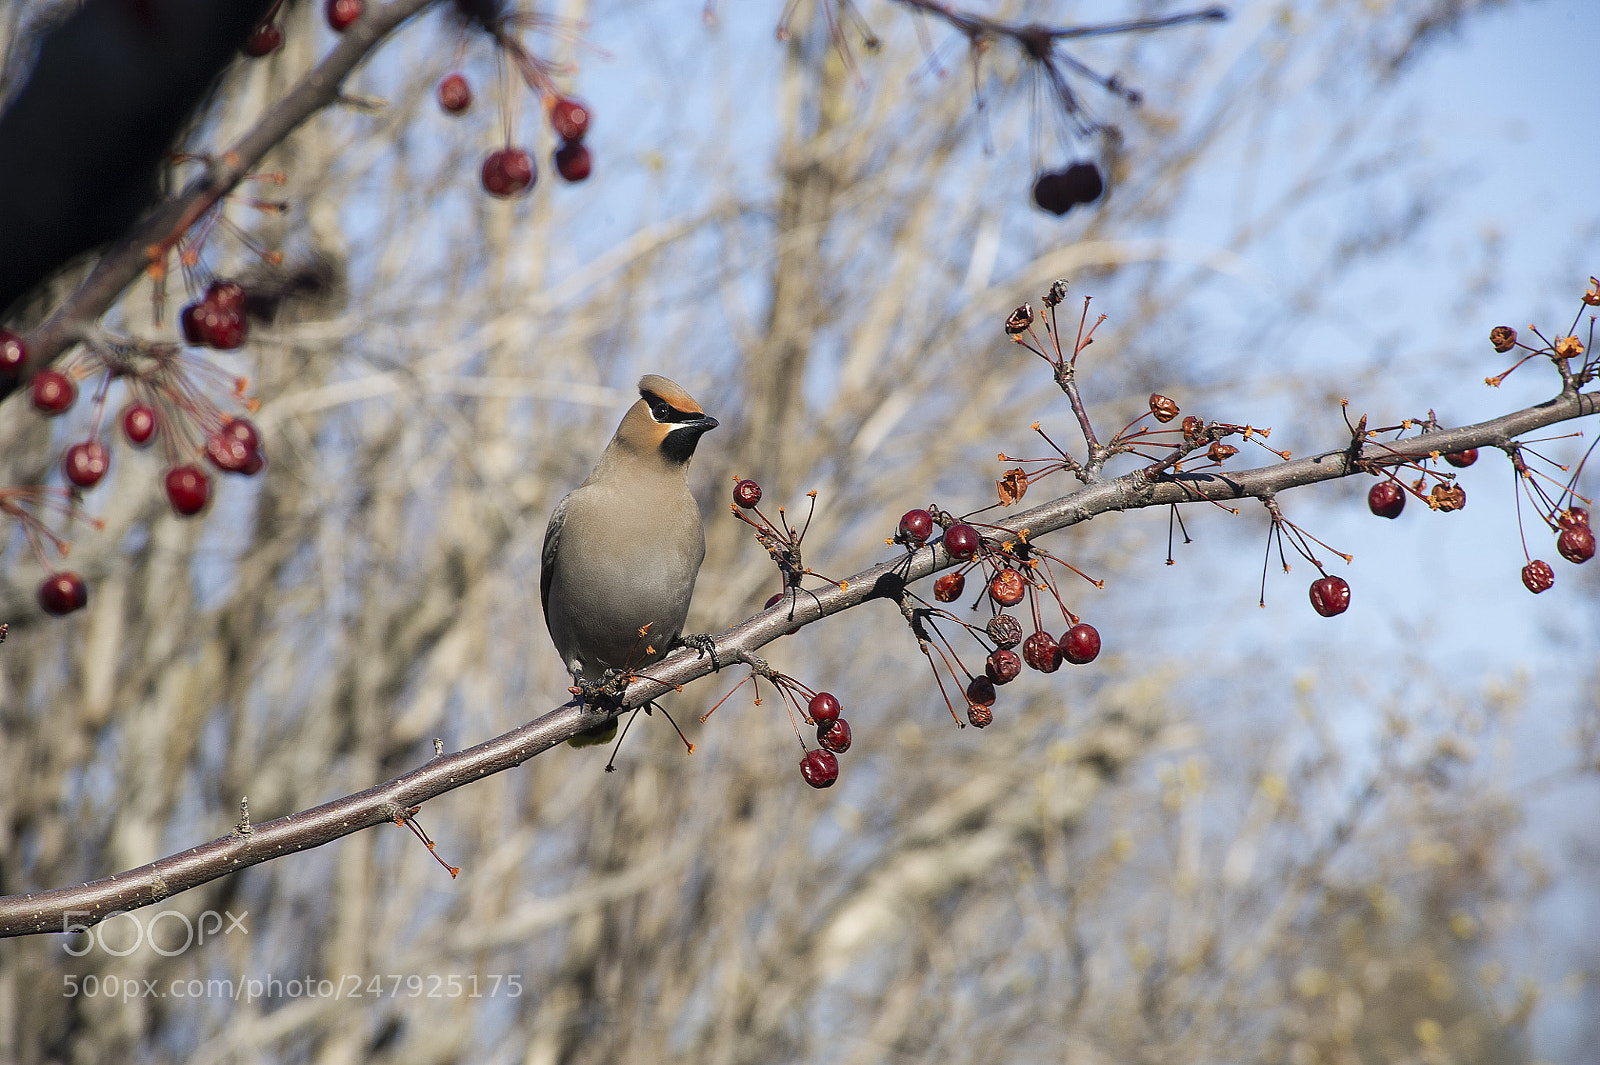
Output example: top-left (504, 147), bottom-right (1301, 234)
top-left (540, 494), bottom-right (570, 625)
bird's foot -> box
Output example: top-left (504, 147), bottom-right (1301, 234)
top-left (566, 671), bottom-right (629, 749)
top-left (679, 633), bottom-right (721, 672)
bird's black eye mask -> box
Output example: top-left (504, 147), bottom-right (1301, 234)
top-left (642, 390), bottom-right (703, 424)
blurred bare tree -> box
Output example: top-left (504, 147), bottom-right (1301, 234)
top-left (0, 1), bottom-right (1594, 1063)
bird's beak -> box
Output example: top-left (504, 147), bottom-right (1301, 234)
top-left (685, 414), bottom-right (718, 433)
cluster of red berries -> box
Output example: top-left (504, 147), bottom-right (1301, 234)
top-left (180, 280), bottom-right (249, 350)
top-left (1522, 507), bottom-right (1593, 594)
top-left (1032, 162), bottom-right (1104, 216)
top-left (477, 97), bottom-right (592, 197)
top-left (799, 691), bottom-right (852, 789)
top-left (896, 507), bottom-right (1102, 727)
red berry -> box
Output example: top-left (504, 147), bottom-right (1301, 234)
top-left (933, 572), bottom-right (965, 603)
top-left (122, 403), bottom-right (158, 446)
top-left (1367, 481), bottom-right (1405, 519)
top-left (63, 441), bottom-right (110, 489)
top-left (206, 431), bottom-right (253, 473)
top-left (818, 717), bottom-right (852, 754)
top-left (180, 302), bottom-right (206, 344)
top-left (0, 329), bottom-right (25, 373)
top-left (799, 748), bottom-right (839, 789)
top-left (165, 465), bottom-right (211, 516)
top-left (1557, 525), bottom-right (1596, 564)
top-left (240, 447), bottom-right (267, 477)
top-left (966, 675), bottom-right (996, 707)
top-left (221, 416), bottom-right (261, 454)
top-left (897, 508), bottom-right (933, 544)
top-left (943, 523), bottom-right (980, 561)
top-left (200, 304), bottom-right (247, 349)
top-left (986, 614), bottom-right (1023, 649)
top-left (243, 21), bottom-right (282, 57)
top-left (554, 141), bottom-right (592, 182)
top-left (1060, 622), bottom-right (1101, 664)
top-left (985, 648), bottom-right (1022, 685)
top-left (437, 72), bottom-right (473, 114)
top-left (38, 572), bottom-right (88, 615)
top-left (1309, 575), bottom-right (1351, 617)
top-left (549, 97), bottom-right (590, 141)
top-left (1443, 448), bottom-right (1478, 468)
top-left (1559, 506), bottom-right (1591, 530)
top-left (808, 691), bottom-right (841, 724)
top-left (326, 0), bottom-right (363, 31)
top-left (481, 148), bottom-right (535, 197)
top-left (1022, 631), bottom-right (1060, 673)
top-left (988, 567), bottom-right (1026, 606)
top-left (30, 369), bottom-right (75, 415)
top-left (733, 479), bottom-right (762, 508)
top-left (205, 279), bottom-right (247, 311)
top-left (1521, 559), bottom-right (1554, 594)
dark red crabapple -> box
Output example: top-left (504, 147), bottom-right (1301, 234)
top-left (808, 691), bottom-right (841, 725)
top-left (326, 0), bottom-right (363, 31)
top-left (966, 675), bottom-right (996, 707)
top-left (481, 148), bottom-right (535, 197)
top-left (554, 141), bottom-right (592, 183)
top-left (988, 568), bottom-right (1026, 607)
top-left (818, 718), bottom-right (852, 754)
top-left (1060, 622), bottom-right (1101, 665)
top-left (63, 441), bottom-right (110, 489)
top-left (549, 97), bottom-right (591, 141)
top-left (437, 72), bottom-right (472, 114)
top-left (897, 508), bottom-right (933, 545)
top-left (733, 479), bottom-right (762, 508)
top-left (165, 465), bottom-right (211, 516)
top-left (1521, 560), bottom-right (1554, 594)
top-left (30, 370), bottom-right (75, 415)
top-left (205, 279), bottom-right (247, 310)
top-left (1022, 631), bottom-right (1060, 673)
top-left (1443, 448), bottom-right (1478, 468)
top-left (1368, 481), bottom-right (1405, 519)
top-left (1032, 162), bottom-right (1104, 215)
top-left (933, 572), bottom-right (965, 603)
top-left (943, 523), bottom-right (980, 561)
top-left (986, 613), bottom-right (1023, 649)
top-left (243, 21), bottom-right (282, 57)
top-left (122, 404), bottom-right (157, 446)
top-left (0, 329), bottom-right (25, 372)
top-left (1559, 506), bottom-right (1590, 530)
top-left (206, 431), bottom-right (253, 473)
top-left (1557, 525), bottom-right (1595, 564)
top-left (985, 648), bottom-right (1022, 685)
top-left (1309, 575), bottom-right (1351, 617)
top-left (38, 572), bottom-right (88, 615)
top-left (800, 748), bottom-right (839, 789)
top-left (180, 302), bottom-right (205, 344)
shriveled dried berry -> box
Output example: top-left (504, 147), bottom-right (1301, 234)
top-left (989, 567), bottom-right (1026, 606)
top-left (1043, 279), bottom-right (1069, 307)
top-left (1521, 559), bottom-right (1554, 593)
top-left (1022, 631), bottom-right (1060, 673)
top-left (1182, 415), bottom-right (1205, 441)
top-left (1309, 575), bottom-right (1351, 617)
top-left (818, 718), bottom-right (852, 754)
top-left (733, 479), bottom-right (762, 508)
top-left (1429, 483), bottom-right (1466, 511)
top-left (800, 748), bottom-right (839, 788)
top-left (966, 703), bottom-right (993, 729)
top-left (1489, 325), bottom-right (1517, 353)
top-left (1368, 481), bottom-right (1405, 519)
top-left (1554, 335), bottom-right (1585, 359)
top-left (1559, 506), bottom-right (1590, 529)
top-left (966, 675), bottom-right (996, 708)
top-left (1060, 622), bottom-right (1101, 664)
top-left (1004, 303), bottom-right (1034, 335)
top-left (934, 572), bottom-right (966, 603)
top-left (987, 613), bottom-right (1023, 649)
top-left (1557, 525), bottom-right (1595, 564)
top-left (985, 648), bottom-right (1022, 685)
top-left (897, 508), bottom-right (933, 545)
top-left (1207, 442), bottom-right (1238, 463)
top-left (808, 691), bottom-right (841, 725)
top-left (1148, 394), bottom-right (1179, 423)
top-left (1443, 448), bottom-right (1477, 468)
top-left (943, 523), bottom-right (980, 561)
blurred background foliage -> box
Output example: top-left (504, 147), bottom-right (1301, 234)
top-left (0, 0), bottom-right (1595, 1062)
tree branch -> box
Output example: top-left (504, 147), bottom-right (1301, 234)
top-left (2, 385), bottom-right (1591, 938)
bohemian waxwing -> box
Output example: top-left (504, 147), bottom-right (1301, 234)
top-left (541, 374), bottom-right (719, 687)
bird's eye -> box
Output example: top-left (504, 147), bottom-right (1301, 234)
top-left (649, 400), bottom-right (671, 421)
